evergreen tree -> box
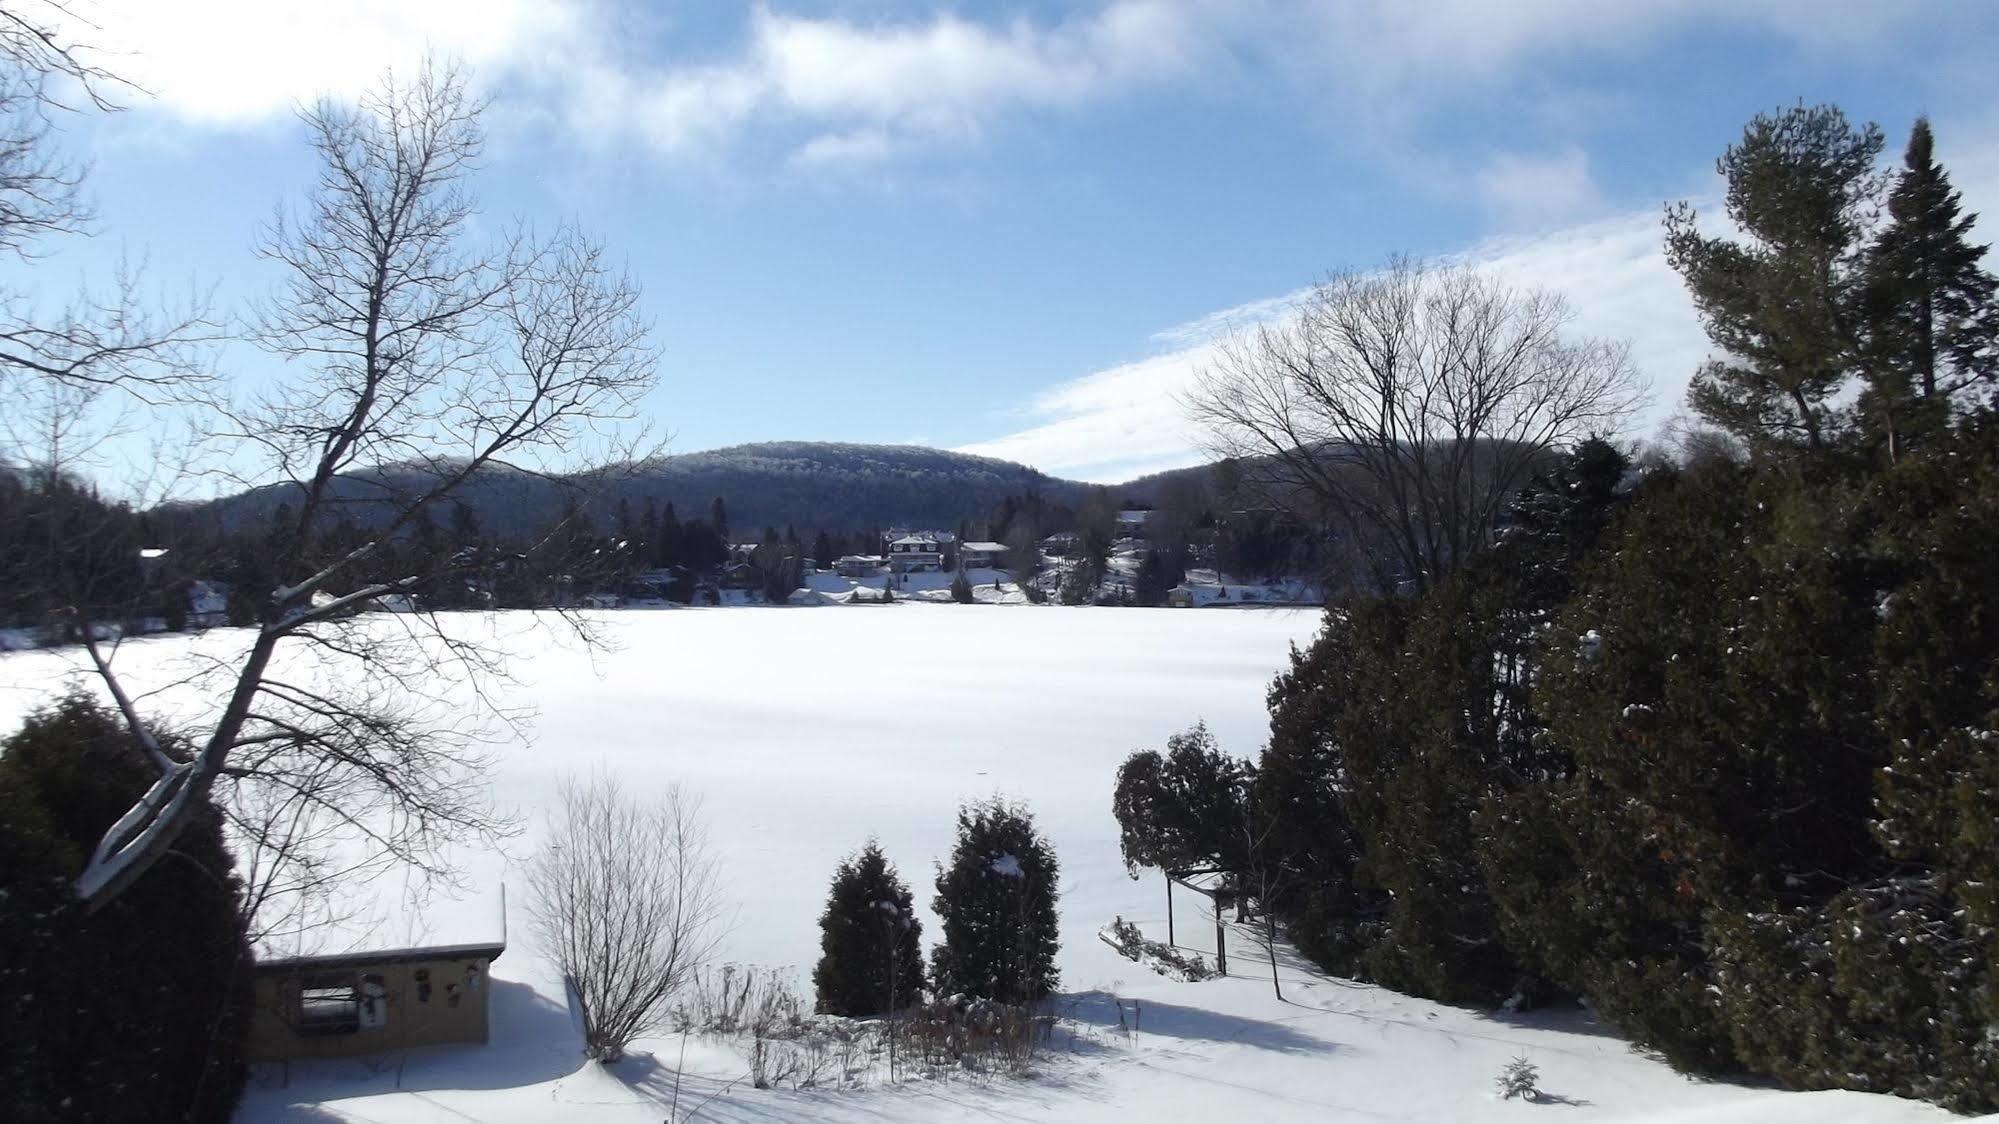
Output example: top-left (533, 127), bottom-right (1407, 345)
top-left (710, 496), bottom-right (729, 544)
top-left (1132, 549), bottom-right (1169, 606)
top-left (1112, 723), bottom-right (1255, 875)
top-left (1666, 103), bottom-right (1884, 454)
top-left (1860, 118), bottom-right (1999, 456)
top-left (949, 569), bottom-right (975, 603)
top-left (0, 695), bottom-right (252, 1123)
top-left (931, 799), bottom-right (1060, 1003)
top-left (812, 844), bottom-right (927, 1017)
top-left (812, 530), bottom-right (834, 570)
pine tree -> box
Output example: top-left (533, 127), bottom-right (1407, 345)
top-left (949, 569), bottom-right (975, 604)
top-left (1666, 103), bottom-right (1884, 454)
top-left (1860, 118), bottom-right (1999, 456)
top-left (710, 496), bottom-right (729, 544)
top-left (812, 844), bottom-right (927, 1017)
top-left (931, 799), bottom-right (1060, 1003)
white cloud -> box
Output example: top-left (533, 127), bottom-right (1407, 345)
top-left (961, 113), bottom-right (1999, 483)
top-left (58, 0), bottom-right (582, 124)
top-left (1475, 147), bottom-right (1609, 231)
top-left (958, 207), bottom-right (1700, 482)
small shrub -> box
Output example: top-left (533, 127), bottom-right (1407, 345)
top-left (1497, 1055), bottom-right (1541, 1101)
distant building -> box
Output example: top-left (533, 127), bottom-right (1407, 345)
top-left (835, 554), bottom-right (884, 578)
top-left (887, 534), bottom-right (943, 573)
top-left (729, 543), bottom-right (761, 566)
top-left (1039, 531), bottom-right (1080, 557)
top-left (1167, 584), bottom-right (1197, 608)
top-left (631, 566), bottom-right (692, 600)
top-left (186, 579), bottom-right (231, 628)
top-left (958, 541), bottom-right (1008, 568)
top-left (580, 592), bottom-right (622, 609)
top-left (1116, 510), bottom-right (1152, 539)
top-left (723, 562), bottom-right (763, 589)
top-left (246, 937), bottom-right (505, 1063)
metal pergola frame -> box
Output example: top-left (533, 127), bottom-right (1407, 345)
top-left (1162, 865), bottom-right (1241, 977)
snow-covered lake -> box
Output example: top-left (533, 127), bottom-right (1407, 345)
top-left (0, 606), bottom-right (1958, 1123)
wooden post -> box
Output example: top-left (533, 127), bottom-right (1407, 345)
top-left (1165, 871), bottom-right (1175, 948)
top-left (1214, 894), bottom-right (1228, 976)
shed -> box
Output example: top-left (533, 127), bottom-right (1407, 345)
top-left (246, 937), bottom-right (505, 1062)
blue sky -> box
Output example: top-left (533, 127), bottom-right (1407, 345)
top-left (23, 0), bottom-right (1999, 485)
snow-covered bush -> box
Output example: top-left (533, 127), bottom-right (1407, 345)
top-left (1098, 917), bottom-right (1215, 981)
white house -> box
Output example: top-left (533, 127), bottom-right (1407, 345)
top-left (835, 554), bottom-right (884, 578)
top-left (1116, 509), bottom-right (1152, 539)
top-left (959, 541), bottom-right (1008, 568)
top-left (887, 535), bottom-right (943, 573)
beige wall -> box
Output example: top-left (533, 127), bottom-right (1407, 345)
top-left (247, 954), bottom-right (495, 1062)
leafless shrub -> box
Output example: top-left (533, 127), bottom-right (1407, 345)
top-left (527, 774), bottom-right (724, 1062)
top-left (898, 996), bottom-right (1052, 1079)
top-left (669, 963), bottom-right (807, 1039)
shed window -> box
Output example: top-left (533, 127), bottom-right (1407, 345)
top-left (296, 973), bottom-right (361, 1036)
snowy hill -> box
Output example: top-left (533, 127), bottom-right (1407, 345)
top-left (197, 440), bottom-right (1096, 536)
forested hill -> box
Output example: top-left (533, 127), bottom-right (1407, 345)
top-left (198, 441), bottom-right (1104, 535)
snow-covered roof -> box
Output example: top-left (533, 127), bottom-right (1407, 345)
top-left (890, 535), bottom-right (940, 547)
top-left (960, 541), bottom-right (1008, 553)
top-left (835, 554), bottom-right (885, 563)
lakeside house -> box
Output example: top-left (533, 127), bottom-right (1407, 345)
top-left (835, 554), bottom-right (884, 577)
top-left (959, 541), bottom-right (1008, 568)
top-left (887, 534), bottom-right (943, 573)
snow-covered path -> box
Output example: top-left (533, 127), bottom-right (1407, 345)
top-left (0, 605), bottom-right (1970, 1122)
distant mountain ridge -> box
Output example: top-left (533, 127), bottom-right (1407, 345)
top-left (197, 441), bottom-right (1200, 536)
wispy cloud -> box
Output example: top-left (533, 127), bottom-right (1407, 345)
top-left (59, 1), bottom-right (1955, 167)
top-left (960, 113), bottom-right (1999, 484)
top-left (954, 207), bottom-right (1697, 483)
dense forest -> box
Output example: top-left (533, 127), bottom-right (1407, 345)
top-left (1116, 106), bottom-right (1999, 1111)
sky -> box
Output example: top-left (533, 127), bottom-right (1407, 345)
top-left (20, 0), bottom-right (1999, 486)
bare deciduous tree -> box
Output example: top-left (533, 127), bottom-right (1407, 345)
top-left (0, 3), bottom-right (213, 403)
top-left (527, 774), bottom-right (726, 1063)
top-left (1187, 257), bottom-right (1642, 594)
top-left (68, 60), bottom-right (660, 916)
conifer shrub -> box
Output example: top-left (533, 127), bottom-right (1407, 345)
top-left (930, 799), bottom-right (1060, 1003)
top-left (0, 695), bottom-right (253, 1123)
top-left (812, 843), bottom-right (926, 1017)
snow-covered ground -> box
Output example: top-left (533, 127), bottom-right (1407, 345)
top-left (0, 607), bottom-right (1968, 1123)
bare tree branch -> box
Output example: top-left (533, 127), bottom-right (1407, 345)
top-left (69, 59), bottom-right (660, 916)
top-left (1187, 256), bottom-right (1643, 594)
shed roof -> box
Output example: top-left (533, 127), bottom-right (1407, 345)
top-left (254, 938), bottom-right (507, 975)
